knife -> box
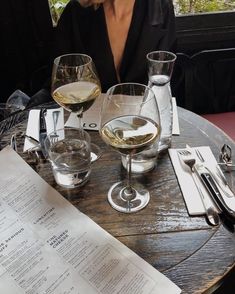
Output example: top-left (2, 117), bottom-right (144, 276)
top-left (195, 147), bottom-right (235, 199)
top-left (39, 108), bottom-right (47, 158)
top-left (199, 171), bottom-right (235, 224)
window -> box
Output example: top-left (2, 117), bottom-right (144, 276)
top-left (174, 0), bottom-right (235, 15)
top-left (48, 0), bottom-right (69, 25)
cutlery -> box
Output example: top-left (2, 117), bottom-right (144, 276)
top-left (178, 149), bottom-right (220, 226)
top-left (185, 146), bottom-right (235, 224)
top-left (39, 108), bottom-right (47, 158)
top-left (51, 110), bottom-right (60, 143)
top-left (25, 134), bottom-right (39, 144)
top-left (218, 144), bottom-right (235, 171)
top-left (195, 148), bottom-right (234, 198)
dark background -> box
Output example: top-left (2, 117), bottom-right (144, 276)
top-left (0, 0), bottom-right (53, 102)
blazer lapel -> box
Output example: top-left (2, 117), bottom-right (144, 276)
top-left (122, 0), bottom-right (170, 84)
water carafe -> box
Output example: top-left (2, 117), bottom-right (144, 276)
top-left (147, 51), bottom-right (176, 152)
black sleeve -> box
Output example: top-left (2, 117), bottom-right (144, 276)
top-left (53, 1), bottom-right (76, 59)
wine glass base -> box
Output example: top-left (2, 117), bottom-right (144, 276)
top-left (90, 143), bottom-right (102, 162)
top-left (107, 181), bottom-right (150, 213)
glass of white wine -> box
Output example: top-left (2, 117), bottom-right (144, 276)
top-left (51, 53), bottom-right (102, 161)
top-left (100, 83), bottom-right (161, 213)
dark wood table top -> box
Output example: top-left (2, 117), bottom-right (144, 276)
top-left (0, 105), bottom-right (235, 294)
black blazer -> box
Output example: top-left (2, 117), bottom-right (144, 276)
top-left (53, 0), bottom-right (176, 92)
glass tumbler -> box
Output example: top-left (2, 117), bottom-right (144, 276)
top-left (45, 127), bottom-right (91, 188)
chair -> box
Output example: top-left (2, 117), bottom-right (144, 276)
top-left (172, 48), bottom-right (235, 141)
top-left (171, 52), bottom-right (192, 108)
top-left (202, 112), bottom-right (235, 141)
top-left (193, 49), bottom-right (235, 141)
top-left (190, 48), bottom-right (235, 114)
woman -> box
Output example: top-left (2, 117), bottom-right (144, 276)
top-left (53, 0), bottom-right (176, 92)
top-left (28, 0), bottom-right (176, 106)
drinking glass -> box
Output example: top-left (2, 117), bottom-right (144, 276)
top-left (51, 53), bottom-right (102, 161)
top-left (45, 127), bottom-right (91, 188)
top-left (147, 51), bottom-right (176, 152)
top-left (100, 83), bottom-right (161, 213)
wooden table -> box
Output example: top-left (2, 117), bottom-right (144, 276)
top-left (0, 105), bottom-right (235, 294)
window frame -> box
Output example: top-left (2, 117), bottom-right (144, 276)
top-left (176, 11), bottom-right (235, 54)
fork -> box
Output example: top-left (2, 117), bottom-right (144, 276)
top-left (51, 110), bottom-right (60, 143)
top-left (178, 149), bottom-right (220, 226)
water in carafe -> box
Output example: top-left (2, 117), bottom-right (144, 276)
top-left (149, 74), bottom-right (173, 152)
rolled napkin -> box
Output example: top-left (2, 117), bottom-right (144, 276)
top-left (24, 107), bottom-right (64, 152)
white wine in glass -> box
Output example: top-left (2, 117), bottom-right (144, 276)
top-left (51, 54), bottom-right (102, 161)
top-left (52, 80), bottom-right (100, 115)
top-left (100, 83), bottom-right (161, 213)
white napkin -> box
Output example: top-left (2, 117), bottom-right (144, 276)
top-left (23, 109), bottom-right (40, 152)
top-left (24, 108), bottom-right (64, 152)
top-left (65, 95), bottom-right (180, 135)
top-left (169, 146), bottom-right (219, 215)
top-left (172, 97), bottom-right (180, 135)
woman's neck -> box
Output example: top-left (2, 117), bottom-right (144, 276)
top-left (103, 0), bottom-right (135, 80)
top-left (103, 0), bottom-right (135, 20)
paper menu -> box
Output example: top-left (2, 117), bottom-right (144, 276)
top-left (65, 93), bottom-right (104, 131)
top-left (0, 146), bottom-right (181, 294)
top-left (65, 95), bottom-right (180, 135)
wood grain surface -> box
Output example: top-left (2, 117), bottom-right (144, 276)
top-left (0, 105), bottom-right (234, 294)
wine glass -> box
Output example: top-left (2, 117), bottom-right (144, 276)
top-left (100, 83), bottom-right (161, 213)
top-left (51, 53), bottom-right (102, 161)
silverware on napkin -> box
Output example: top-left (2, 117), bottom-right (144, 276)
top-left (186, 145), bottom-right (235, 224)
top-left (177, 149), bottom-right (220, 226)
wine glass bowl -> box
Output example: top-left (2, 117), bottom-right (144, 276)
top-left (51, 53), bottom-right (102, 161)
top-left (51, 54), bottom-right (101, 118)
top-left (100, 83), bottom-right (161, 213)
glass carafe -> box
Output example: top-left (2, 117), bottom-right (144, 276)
top-left (147, 51), bottom-right (176, 152)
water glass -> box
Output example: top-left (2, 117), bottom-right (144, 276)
top-left (147, 51), bottom-right (176, 152)
top-left (121, 140), bottom-right (159, 173)
top-left (45, 127), bottom-right (91, 188)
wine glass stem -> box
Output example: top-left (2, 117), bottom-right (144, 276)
top-left (76, 112), bottom-right (83, 129)
top-left (126, 154), bottom-right (133, 196)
